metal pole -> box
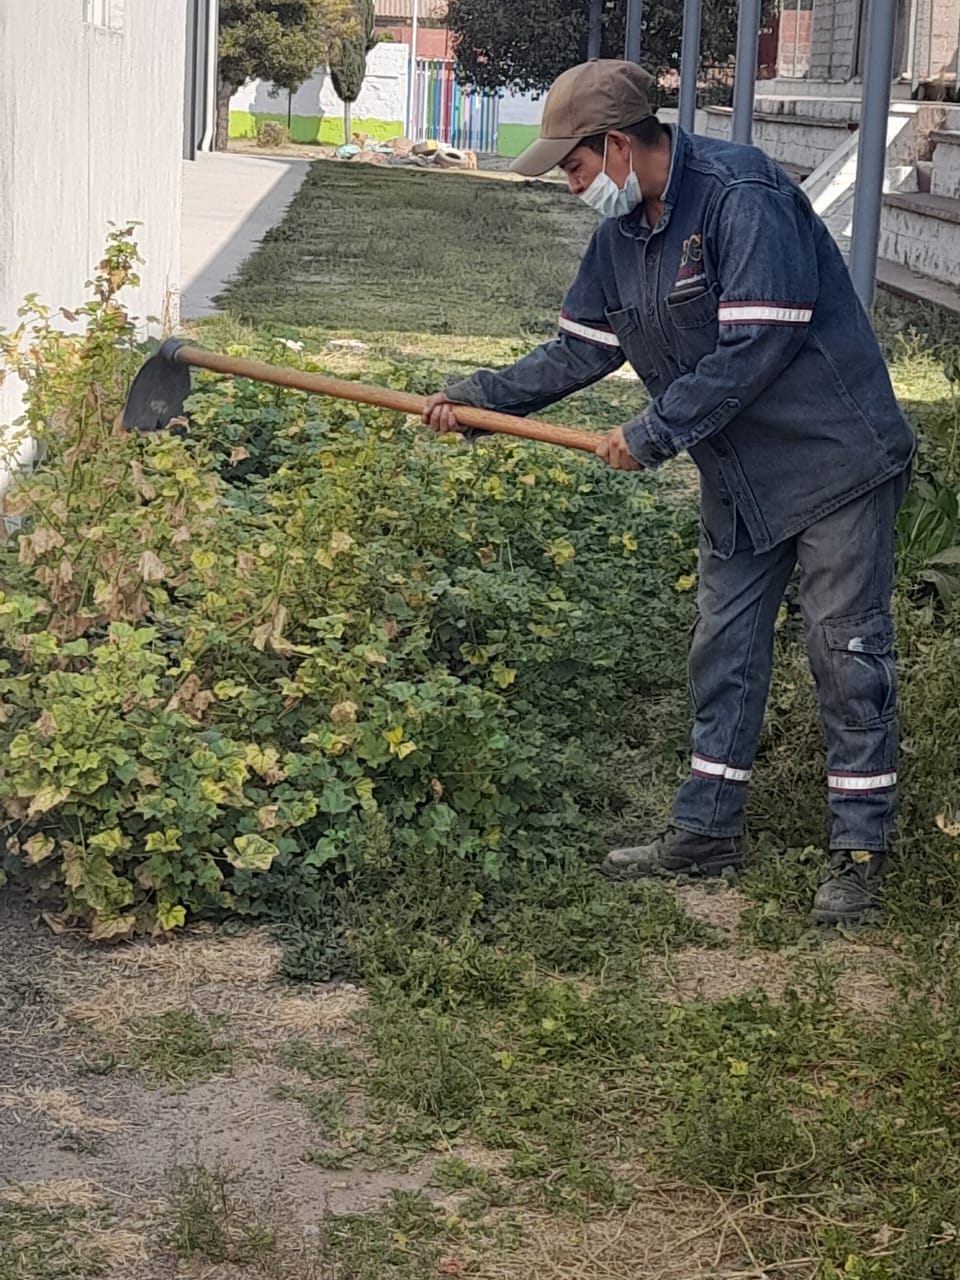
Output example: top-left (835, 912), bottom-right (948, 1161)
top-left (625, 0), bottom-right (643, 63)
top-left (405, 0), bottom-right (420, 138)
top-left (678, 0), bottom-right (703, 133)
top-left (588, 0), bottom-right (603, 60)
top-left (849, 0), bottom-right (898, 308)
top-left (731, 0), bottom-right (762, 144)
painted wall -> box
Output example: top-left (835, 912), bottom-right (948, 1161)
top-left (231, 43), bottom-right (409, 145)
top-left (0, 0), bottom-right (186, 471)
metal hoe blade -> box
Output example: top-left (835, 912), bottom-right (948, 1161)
top-left (121, 344), bottom-right (192, 432)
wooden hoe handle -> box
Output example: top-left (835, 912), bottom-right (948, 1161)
top-left (171, 345), bottom-right (600, 455)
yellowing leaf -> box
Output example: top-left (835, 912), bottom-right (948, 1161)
top-left (138, 550), bottom-right (166, 583)
top-left (191, 549), bottom-right (217, 572)
top-left (258, 804), bottom-right (279, 831)
top-left (491, 664), bottom-right (517, 689)
top-left (675, 574), bottom-right (697, 593)
top-left (384, 726), bottom-right (405, 747)
top-left (396, 741), bottom-right (416, 760)
top-left (546, 537), bottom-right (576, 565)
top-left (89, 913), bottom-right (137, 942)
top-left (937, 811), bottom-right (960, 838)
top-left (331, 700), bottom-right (358, 725)
top-left (23, 833), bottom-right (56, 865)
top-left (245, 744), bottom-right (286, 783)
top-left (728, 1058), bottom-right (750, 1077)
top-left (355, 777), bottom-right (377, 811)
top-left (26, 785), bottom-right (70, 818)
top-left (156, 902), bottom-right (186, 931)
top-left (329, 530), bottom-right (355, 556)
top-left (227, 833), bottom-right (280, 872)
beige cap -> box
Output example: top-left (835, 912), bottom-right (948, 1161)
top-left (510, 59), bottom-right (656, 178)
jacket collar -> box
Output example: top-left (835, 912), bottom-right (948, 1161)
top-left (618, 125), bottom-right (687, 241)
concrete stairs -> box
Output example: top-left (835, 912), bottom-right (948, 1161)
top-left (877, 108), bottom-right (960, 300)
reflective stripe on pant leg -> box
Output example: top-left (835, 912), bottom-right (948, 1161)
top-left (797, 479), bottom-right (903, 851)
top-left (672, 520), bottom-right (796, 838)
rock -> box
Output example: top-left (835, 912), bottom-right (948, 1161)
top-left (433, 147), bottom-right (479, 171)
top-left (390, 136), bottom-right (415, 156)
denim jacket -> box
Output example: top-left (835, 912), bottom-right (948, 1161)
top-left (445, 127), bottom-right (915, 556)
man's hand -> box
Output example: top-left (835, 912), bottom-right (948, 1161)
top-left (597, 426), bottom-right (643, 471)
top-left (422, 392), bottom-right (462, 434)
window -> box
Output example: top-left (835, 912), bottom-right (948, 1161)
top-left (84, 0), bottom-right (124, 31)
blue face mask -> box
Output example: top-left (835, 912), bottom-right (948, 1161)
top-left (579, 136), bottom-right (642, 219)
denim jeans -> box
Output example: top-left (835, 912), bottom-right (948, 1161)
top-left (673, 471), bottom-right (910, 851)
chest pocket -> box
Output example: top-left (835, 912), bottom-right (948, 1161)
top-left (604, 304), bottom-right (658, 390)
top-left (665, 285), bottom-right (720, 373)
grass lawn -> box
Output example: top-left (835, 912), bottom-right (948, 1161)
top-left (5, 160), bottom-right (960, 1280)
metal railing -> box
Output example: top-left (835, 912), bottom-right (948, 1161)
top-left (413, 59), bottom-right (499, 153)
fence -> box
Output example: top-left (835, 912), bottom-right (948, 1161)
top-left (413, 59), bottom-right (499, 153)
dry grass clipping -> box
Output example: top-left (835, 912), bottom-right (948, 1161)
top-left (651, 939), bottom-right (896, 1016)
top-left (0, 1178), bottom-right (104, 1209)
top-left (0, 1085), bottom-right (122, 1136)
top-left (473, 1182), bottom-right (815, 1280)
top-left (0, 1179), bottom-right (149, 1275)
top-left (50, 927), bottom-right (365, 1054)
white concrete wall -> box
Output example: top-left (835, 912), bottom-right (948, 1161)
top-left (499, 90), bottom-right (543, 128)
top-left (232, 42), bottom-right (409, 130)
top-left (880, 201), bottom-right (960, 284)
top-left (932, 136), bottom-right (960, 197)
top-left (0, 1), bottom-right (186, 451)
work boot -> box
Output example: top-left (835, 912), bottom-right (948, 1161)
top-left (601, 827), bottom-right (743, 879)
top-left (812, 849), bottom-right (888, 926)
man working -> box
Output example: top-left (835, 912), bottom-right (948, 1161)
top-left (423, 59), bottom-right (915, 925)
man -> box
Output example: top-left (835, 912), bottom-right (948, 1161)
top-left (423, 59), bottom-right (914, 925)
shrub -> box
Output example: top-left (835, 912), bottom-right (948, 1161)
top-left (0, 232), bottom-right (694, 938)
top-left (256, 121), bottom-right (289, 149)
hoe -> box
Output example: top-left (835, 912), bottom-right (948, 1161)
top-left (122, 339), bottom-right (600, 454)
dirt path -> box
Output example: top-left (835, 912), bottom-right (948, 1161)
top-left (0, 890), bottom-right (435, 1277)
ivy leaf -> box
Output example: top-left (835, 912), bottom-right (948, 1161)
top-left (156, 901), bottom-right (187, 931)
top-left (23, 833), bottom-right (56, 865)
top-left (318, 781), bottom-right (357, 815)
top-left (27, 785), bottom-right (71, 819)
top-left (89, 913), bottom-right (137, 942)
top-left (227, 833), bottom-right (280, 872)
top-left (138, 550), bottom-right (166, 583)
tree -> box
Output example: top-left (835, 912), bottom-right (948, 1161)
top-left (216, 0), bottom-right (354, 150)
top-left (447, 0), bottom-right (750, 98)
top-left (328, 0), bottom-right (377, 146)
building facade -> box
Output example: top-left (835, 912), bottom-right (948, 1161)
top-left (0, 0), bottom-right (195, 464)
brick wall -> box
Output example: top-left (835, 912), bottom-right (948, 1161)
top-left (779, 9), bottom-right (813, 77)
top-left (376, 23), bottom-right (454, 59)
top-left (915, 0), bottom-right (960, 82)
top-left (809, 0), bottom-right (861, 80)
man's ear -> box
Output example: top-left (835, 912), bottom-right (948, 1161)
top-left (605, 130), bottom-right (631, 153)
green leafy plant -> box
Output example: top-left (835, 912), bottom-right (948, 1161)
top-left (896, 469), bottom-right (960, 605)
top-left (0, 232), bottom-right (694, 939)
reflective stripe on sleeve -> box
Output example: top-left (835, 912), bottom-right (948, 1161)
top-left (558, 313), bottom-right (621, 348)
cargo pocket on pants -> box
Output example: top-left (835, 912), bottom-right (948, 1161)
top-left (822, 609), bottom-right (897, 729)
